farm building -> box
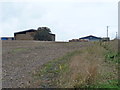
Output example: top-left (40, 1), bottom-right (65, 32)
top-left (49, 34), bottom-right (55, 41)
top-left (79, 35), bottom-right (102, 41)
top-left (1, 37), bottom-right (14, 40)
top-left (69, 39), bottom-right (88, 42)
top-left (14, 29), bottom-right (37, 40)
top-left (69, 35), bottom-right (104, 42)
top-left (101, 37), bottom-right (110, 41)
top-left (14, 27), bottom-right (55, 41)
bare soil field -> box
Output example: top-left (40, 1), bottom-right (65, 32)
top-left (2, 40), bottom-right (91, 88)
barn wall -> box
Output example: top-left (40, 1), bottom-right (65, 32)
top-left (15, 32), bottom-right (36, 40)
top-left (51, 35), bottom-right (55, 41)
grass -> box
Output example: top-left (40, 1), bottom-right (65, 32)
top-left (32, 40), bottom-right (119, 88)
top-left (94, 80), bottom-right (119, 88)
top-left (100, 40), bottom-right (119, 64)
top-left (32, 50), bottom-right (82, 88)
top-left (11, 48), bottom-right (29, 53)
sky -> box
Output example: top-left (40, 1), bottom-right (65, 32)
top-left (0, 0), bottom-right (119, 41)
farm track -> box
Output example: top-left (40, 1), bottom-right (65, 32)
top-left (2, 40), bottom-right (92, 88)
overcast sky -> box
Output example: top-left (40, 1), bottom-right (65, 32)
top-left (0, 0), bottom-right (118, 41)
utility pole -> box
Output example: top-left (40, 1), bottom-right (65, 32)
top-left (116, 32), bottom-right (118, 39)
top-left (107, 26), bottom-right (109, 38)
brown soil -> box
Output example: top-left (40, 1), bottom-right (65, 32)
top-left (2, 40), bottom-right (91, 88)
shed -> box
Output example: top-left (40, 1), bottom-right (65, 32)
top-left (14, 29), bottom-right (37, 40)
top-left (79, 35), bottom-right (102, 41)
top-left (1, 37), bottom-right (14, 40)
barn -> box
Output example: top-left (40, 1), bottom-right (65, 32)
top-left (14, 29), bottom-right (36, 40)
top-left (49, 34), bottom-right (55, 41)
top-left (79, 35), bottom-right (102, 41)
top-left (14, 28), bottom-right (55, 41)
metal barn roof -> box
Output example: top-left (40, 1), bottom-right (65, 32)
top-left (79, 35), bottom-right (102, 41)
top-left (14, 29), bottom-right (36, 36)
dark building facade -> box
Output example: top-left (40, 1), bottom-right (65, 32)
top-left (50, 34), bottom-right (55, 41)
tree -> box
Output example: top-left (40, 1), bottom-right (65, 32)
top-left (34, 27), bottom-right (52, 41)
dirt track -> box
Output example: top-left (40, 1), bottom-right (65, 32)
top-left (2, 40), bottom-right (91, 88)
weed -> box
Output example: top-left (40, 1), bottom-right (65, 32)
top-left (33, 50), bottom-right (82, 88)
top-left (32, 40), bottom-right (118, 88)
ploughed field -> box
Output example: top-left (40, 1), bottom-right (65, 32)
top-left (2, 40), bottom-right (91, 88)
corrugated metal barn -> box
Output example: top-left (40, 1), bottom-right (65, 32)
top-left (14, 29), bottom-right (55, 41)
top-left (14, 29), bottom-right (36, 40)
top-left (79, 35), bottom-right (102, 41)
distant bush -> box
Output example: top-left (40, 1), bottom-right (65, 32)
top-left (34, 27), bottom-right (52, 41)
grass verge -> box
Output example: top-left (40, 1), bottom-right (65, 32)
top-left (32, 41), bottom-right (119, 88)
top-left (32, 50), bottom-right (82, 88)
